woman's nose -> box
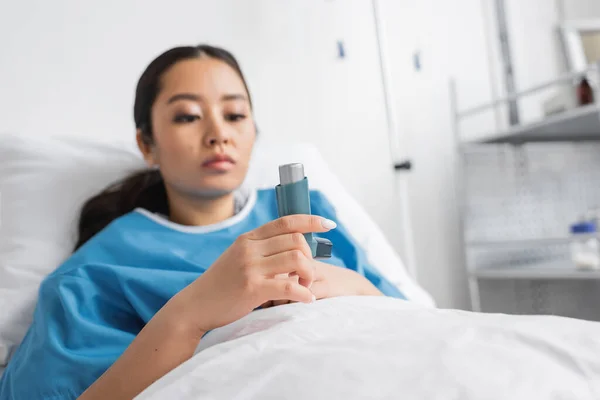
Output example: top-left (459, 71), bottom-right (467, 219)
top-left (206, 135), bottom-right (228, 147)
top-left (203, 118), bottom-right (231, 147)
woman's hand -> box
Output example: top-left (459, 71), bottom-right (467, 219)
top-left (170, 215), bottom-right (337, 337)
top-left (264, 262), bottom-right (383, 308)
top-left (310, 262), bottom-right (383, 299)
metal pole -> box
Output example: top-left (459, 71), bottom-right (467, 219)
top-left (494, 0), bottom-right (520, 126)
top-left (596, 61), bottom-right (600, 126)
top-left (450, 78), bottom-right (481, 312)
top-left (480, 0), bottom-right (503, 133)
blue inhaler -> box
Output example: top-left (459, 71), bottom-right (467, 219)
top-left (275, 163), bottom-right (333, 259)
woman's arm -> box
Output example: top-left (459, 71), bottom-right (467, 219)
top-left (78, 293), bottom-right (203, 400)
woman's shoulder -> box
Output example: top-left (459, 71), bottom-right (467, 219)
top-left (46, 211), bottom-right (149, 277)
top-left (77, 209), bottom-right (161, 250)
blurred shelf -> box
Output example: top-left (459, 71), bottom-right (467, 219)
top-left (467, 237), bottom-right (573, 248)
top-left (453, 64), bottom-right (600, 313)
top-left (467, 234), bottom-right (600, 248)
top-left (471, 259), bottom-right (600, 280)
top-left (462, 103), bottom-right (600, 145)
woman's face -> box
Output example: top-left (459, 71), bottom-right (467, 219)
top-left (138, 57), bottom-right (256, 198)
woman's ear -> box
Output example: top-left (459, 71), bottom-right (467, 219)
top-left (136, 130), bottom-right (157, 168)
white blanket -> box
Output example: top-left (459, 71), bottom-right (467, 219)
top-left (136, 296), bottom-right (600, 400)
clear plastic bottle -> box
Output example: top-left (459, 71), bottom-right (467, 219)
top-left (570, 221), bottom-right (600, 270)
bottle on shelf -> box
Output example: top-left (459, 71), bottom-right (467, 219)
top-left (576, 77), bottom-right (595, 106)
top-left (570, 216), bottom-right (600, 270)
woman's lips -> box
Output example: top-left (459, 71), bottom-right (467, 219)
top-left (202, 155), bottom-right (236, 172)
top-left (203, 160), bottom-right (235, 171)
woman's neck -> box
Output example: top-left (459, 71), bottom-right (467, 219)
top-left (166, 187), bottom-right (236, 227)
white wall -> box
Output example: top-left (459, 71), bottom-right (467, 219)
top-left (504, 0), bottom-right (565, 124)
top-left (563, 0), bottom-right (600, 20)
top-left (0, 1), bottom-right (416, 299)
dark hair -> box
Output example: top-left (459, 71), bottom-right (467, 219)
top-left (74, 44), bottom-right (253, 251)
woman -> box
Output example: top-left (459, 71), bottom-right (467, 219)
top-left (0, 44), bottom-right (404, 400)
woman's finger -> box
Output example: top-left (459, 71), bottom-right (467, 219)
top-left (247, 214), bottom-right (336, 240)
top-left (259, 233), bottom-right (313, 259)
top-left (267, 275), bottom-right (299, 306)
top-left (261, 250), bottom-right (315, 285)
top-left (281, 270), bottom-right (311, 290)
top-left (307, 280), bottom-right (329, 300)
top-left (262, 279), bottom-right (315, 304)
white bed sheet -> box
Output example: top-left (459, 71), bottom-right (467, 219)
top-left (136, 296), bottom-right (600, 400)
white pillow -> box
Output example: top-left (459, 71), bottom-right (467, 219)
top-left (0, 133), bottom-right (146, 372)
top-left (0, 132), bottom-right (434, 370)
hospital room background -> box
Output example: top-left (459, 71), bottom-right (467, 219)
top-left (4, 0), bottom-right (600, 398)
top-left (3, 0), bottom-right (600, 330)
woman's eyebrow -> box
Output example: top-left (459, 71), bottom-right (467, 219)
top-left (167, 93), bottom-right (202, 104)
top-left (221, 94), bottom-right (247, 102)
top-left (166, 93), bottom-right (247, 104)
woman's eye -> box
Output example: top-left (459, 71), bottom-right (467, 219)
top-left (173, 114), bottom-right (200, 123)
top-left (225, 113), bottom-right (246, 122)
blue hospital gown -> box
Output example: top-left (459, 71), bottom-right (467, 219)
top-left (0, 189), bottom-right (404, 399)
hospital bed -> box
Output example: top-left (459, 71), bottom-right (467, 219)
top-left (1, 132), bottom-right (600, 399)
